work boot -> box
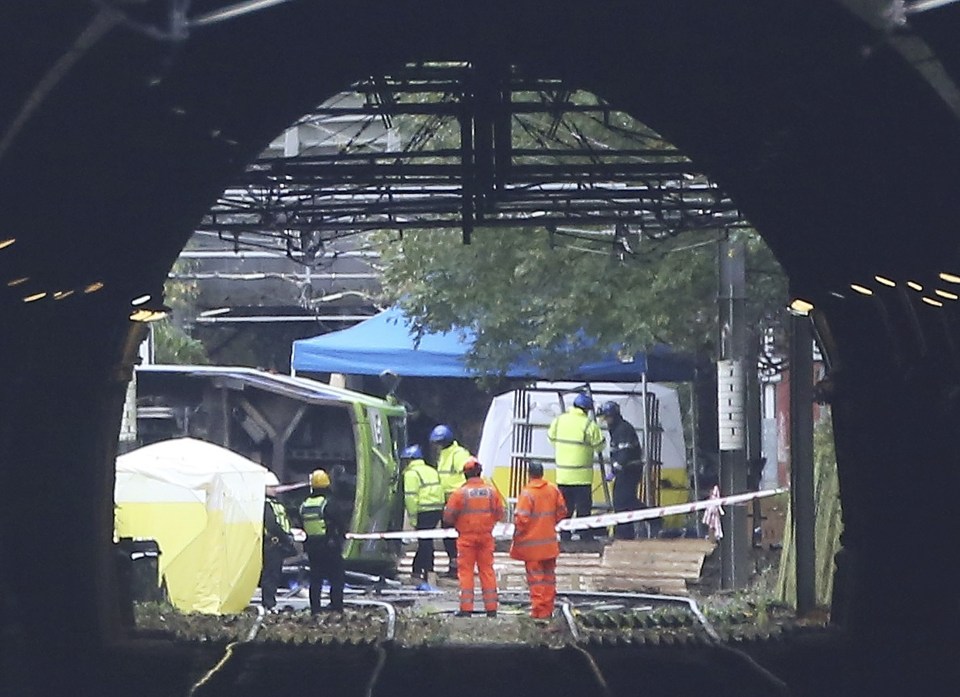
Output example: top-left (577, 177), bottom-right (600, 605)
top-left (454, 610), bottom-right (471, 618)
top-left (486, 610), bottom-right (497, 618)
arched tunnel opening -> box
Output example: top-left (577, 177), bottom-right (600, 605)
top-left (3, 2), bottom-right (960, 695)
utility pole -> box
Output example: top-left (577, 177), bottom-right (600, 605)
top-left (790, 312), bottom-right (816, 614)
top-left (717, 239), bottom-right (750, 588)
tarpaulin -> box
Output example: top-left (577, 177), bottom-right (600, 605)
top-left (291, 306), bottom-right (695, 382)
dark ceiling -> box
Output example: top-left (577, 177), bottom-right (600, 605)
top-left (3, 2), bottom-right (960, 694)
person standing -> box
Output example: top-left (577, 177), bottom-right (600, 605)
top-left (598, 400), bottom-right (644, 540)
top-left (401, 444), bottom-right (445, 583)
top-left (442, 457), bottom-right (503, 617)
top-left (510, 461), bottom-right (567, 620)
top-left (261, 471), bottom-right (295, 611)
top-left (547, 392), bottom-right (604, 540)
top-left (299, 469), bottom-right (348, 614)
top-left (430, 424), bottom-right (473, 577)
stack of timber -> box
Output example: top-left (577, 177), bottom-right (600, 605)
top-left (399, 538), bottom-right (716, 596)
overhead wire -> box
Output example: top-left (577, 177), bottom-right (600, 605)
top-left (201, 68), bottom-right (746, 265)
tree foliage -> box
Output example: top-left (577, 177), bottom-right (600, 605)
top-left (152, 319), bottom-right (210, 365)
top-left (372, 84), bottom-right (788, 376)
top-left (154, 259), bottom-right (210, 365)
top-left (375, 225), bottom-right (787, 377)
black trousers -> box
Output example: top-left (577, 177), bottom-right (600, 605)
top-left (260, 543), bottom-right (286, 609)
top-left (412, 509), bottom-right (442, 576)
top-left (558, 484), bottom-right (595, 540)
top-left (612, 467), bottom-right (643, 540)
top-left (304, 536), bottom-right (345, 613)
top-left (441, 500), bottom-right (458, 569)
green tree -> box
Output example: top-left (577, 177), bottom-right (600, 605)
top-left (151, 319), bottom-right (210, 364)
top-left (375, 225), bottom-right (785, 375)
top-left (372, 84), bottom-right (788, 374)
top-left (153, 259), bottom-right (210, 365)
top-left (776, 411), bottom-right (842, 608)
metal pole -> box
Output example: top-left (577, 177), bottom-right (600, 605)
top-left (641, 371), bottom-right (650, 505)
top-left (717, 239), bottom-right (749, 589)
top-left (790, 313), bottom-right (816, 614)
top-left (689, 379), bottom-right (701, 537)
top-left (746, 333), bottom-right (763, 549)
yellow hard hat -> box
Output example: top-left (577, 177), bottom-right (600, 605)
top-left (310, 469), bottom-right (331, 489)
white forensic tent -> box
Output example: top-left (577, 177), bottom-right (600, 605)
top-left (479, 381), bottom-right (686, 471)
top-left (115, 438), bottom-right (268, 614)
top-left (478, 382), bottom-right (690, 522)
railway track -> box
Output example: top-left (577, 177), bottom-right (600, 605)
top-left (128, 587), bottom-right (829, 697)
top-left (121, 537), bottom-right (832, 697)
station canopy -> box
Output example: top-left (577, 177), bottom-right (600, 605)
top-left (291, 307), bottom-right (695, 382)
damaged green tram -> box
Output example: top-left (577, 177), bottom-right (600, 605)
top-left (130, 364), bottom-right (406, 574)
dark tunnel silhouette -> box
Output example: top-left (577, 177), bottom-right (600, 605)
top-left (2, 2), bottom-right (960, 695)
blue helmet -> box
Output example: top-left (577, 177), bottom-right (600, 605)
top-left (429, 424), bottom-right (454, 446)
top-left (573, 393), bottom-right (594, 411)
top-left (598, 401), bottom-right (620, 418)
top-left (400, 444), bottom-right (423, 460)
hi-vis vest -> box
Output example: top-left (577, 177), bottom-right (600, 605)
top-left (268, 498), bottom-right (292, 533)
top-left (510, 478), bottom-right (567, 562)
top-left (403, 459), bottom-right (445, 517)
top-left (443, 478), bottom-right (504, 535)
top-left (300, 494), bottom-right (328, 537)
top-left (436, 441), bottom-right (473, 497)
top-left (547, 407), bottom-right (604, 485)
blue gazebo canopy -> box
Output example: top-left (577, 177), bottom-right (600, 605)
top-left (291, 307), bottom-right (695, 382)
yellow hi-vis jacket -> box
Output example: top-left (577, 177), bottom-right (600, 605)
top-left (547, 406), bottom-right (604, 486)
top-left (436, 441), bottom-right (473, 498)
top-left (300, 494), bottom-right (328, 537)
top-left (403, 458), bottom-right (445, 522)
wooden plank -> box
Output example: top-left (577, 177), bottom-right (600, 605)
top-left (401, 540), bottom-right (713, 594)
top-left (496, 564), bottom-right (702, 581)
top-left (599, 559), bottom-right (703, 576)
top-left (602, 539), bottom-right (717, 556)
top-left (605, 538), bottom-right (716, 550)
top-left (498, 573), bottom-right (687, 596)
top-left (601, 551), bottom-right (713, 563)
top-left (601, 557), bottom-right (706, 570)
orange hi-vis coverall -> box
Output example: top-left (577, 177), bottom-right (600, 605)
top-left (443, 477), bottom-right (504, 613)
top-left (509, 477), bottom-right (568, 618)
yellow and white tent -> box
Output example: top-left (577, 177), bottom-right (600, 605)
top-left (115, 438), bottom-right (266, 614)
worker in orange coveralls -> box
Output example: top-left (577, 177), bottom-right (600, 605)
top-left (509, 461), bottom-right (568, 620)
top-left (442, 456), bottom-right (504, 617)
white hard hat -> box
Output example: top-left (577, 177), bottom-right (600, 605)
top-left (264, 471), bottom-right (280, 488)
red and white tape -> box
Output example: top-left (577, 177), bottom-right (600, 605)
top-left (346, 487), bottom-right (787, 541)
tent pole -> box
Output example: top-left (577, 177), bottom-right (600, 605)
top-left (641, 372), bottom-right (650, 505)
top-left (641, 372), bottom-right (654, 538)
top-left (690, 378), bottom-right (702, 537)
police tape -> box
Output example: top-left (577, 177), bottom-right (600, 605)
top-left (274, 482), bottom-right (310, 494)
top-left (345, 487), bottom-right (789, 541)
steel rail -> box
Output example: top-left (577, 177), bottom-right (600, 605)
top-left (344, 598), bottom-right (397, 642)
top-left (342, 598), bottom-right (399, 697)
top-left (187, 604), bottom-right (266, 697)
top-left (553, 590), bottom-right (790, 696)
